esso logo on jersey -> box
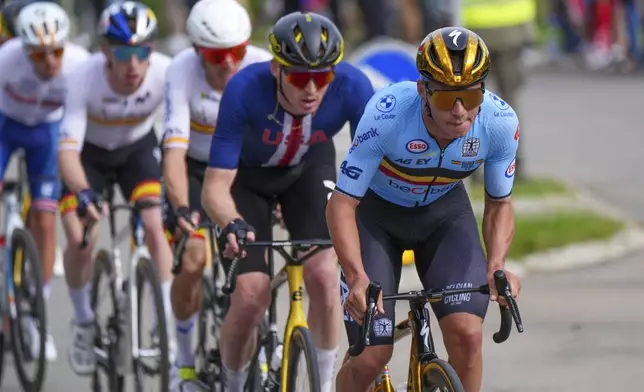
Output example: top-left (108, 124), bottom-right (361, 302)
top-left (406, 139), bottom-right (429, 154)
top-left (505, 158), bottom-right (516, 178)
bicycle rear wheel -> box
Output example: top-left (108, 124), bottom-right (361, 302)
top-left (421, 358), bottom-right (464, 392)
top-left (135, 257), bottom-right (169, 392)
top-left (285, 326), bottom-right (320, 392)
top-left (9, 228), bottom-right (46, 392)
top-left (90, 250), bottom-right (124, 392)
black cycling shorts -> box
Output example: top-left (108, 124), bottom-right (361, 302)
top-left (162, 156), bottom-right (208, 238)
top-left (59, 131), bottom-right (162, 214)
top-left (219, 140), bottom-right (336, 275)
top-left (341, 182), bottom-right (489, 347)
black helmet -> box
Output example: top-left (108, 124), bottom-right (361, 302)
top-left (0, 0), bottom-right (42, 38)
top-left (268, 11), bottom-right (343, 69)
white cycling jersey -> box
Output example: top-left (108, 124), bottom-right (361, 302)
top-left (162, 45), bottom-right (272, 162)
top-left (0, 39), bottom-right (90, 126)
top-left (59, 51), bottom-right (171, 152)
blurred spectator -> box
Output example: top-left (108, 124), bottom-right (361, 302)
top-left (399, 0), bottom-right (459, 44)
top-left (462, 0), bottom-right (536, 180)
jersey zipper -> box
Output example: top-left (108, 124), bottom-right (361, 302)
top-left (420, 138), bottom-right (455, 205)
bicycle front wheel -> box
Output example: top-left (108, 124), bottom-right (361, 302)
top-left (90, 250), bottom-right (124, 392)
top-left (135, 257), bottom-right (169, 392)
top-left (421, 358), bottom-right (464, 392)
top-left (9, 228), bottom-right (46, 392)
top-left (285, 326), bottom-right (320, 392)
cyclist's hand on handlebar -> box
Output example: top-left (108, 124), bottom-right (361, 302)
top-left (76, 189), bottom-right (105, 223)
top-left (176, 206), bottom-right (200, 234)
top-left (345, 275), bottom-right (383, 325)
top-left (487, 267), bottom-right (521, 306)
top-left (221, 218), bottom-right (256, 258)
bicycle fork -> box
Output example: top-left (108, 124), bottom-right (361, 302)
top-left (1, 191), bottom-right (25, 327)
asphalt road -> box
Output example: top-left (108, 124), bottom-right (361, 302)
top-left (1, 72), bottom-right (643, 391)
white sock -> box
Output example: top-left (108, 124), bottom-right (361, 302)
top-left (175, 313), bottom-right (197, 367)
top-left (317, 347), bottom-right (338, 392)
top-left (68, 283), bottom-right (94, 324)
top-left (223, 362), bottom-right (250, 392)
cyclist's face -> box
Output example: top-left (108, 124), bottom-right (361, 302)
top-left (198, 45), bottom-right (244, 91)
top-left (418, 80), bottom-right (483, 139)
top-left (27, 45), bottom-right (64, 79)
top-left (103, 44), bottom-right (152, 88)
top-left (271, 61), bottom-right (333, 115)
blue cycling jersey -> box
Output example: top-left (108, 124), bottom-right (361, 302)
top-left (208, 61), bottom-right (374, 169)
top-left (335, 82), bottom-right (519, 207)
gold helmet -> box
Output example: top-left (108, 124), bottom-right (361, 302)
top-left (416, 27), bottom-right (489, 87)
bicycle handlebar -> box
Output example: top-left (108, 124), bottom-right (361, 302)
top-left (221, 239), bottom-right (333, 295)
top-left (79, 199), bottom-right (160, 249)
top-left (347, 270), bottom-right (524, 357)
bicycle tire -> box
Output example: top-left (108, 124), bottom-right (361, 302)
top-left (90, 250), bottom-right (124, 392)
top-left (285, 326), bottom-right (321, 392)
top-left (243, 328), bottom-right (265, 392)
top-left (196, 276), bottom-right (224, 391)
top-left (9, 228), bottom-right (46, 392)
top-left (134, 256), bottom-right (169, 392)
top-left (421, 358), bottom-right (464, 392)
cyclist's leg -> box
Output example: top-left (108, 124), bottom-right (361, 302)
top-left (22, 120), bottom-right (60, 295)
top-left (59, 144), bottom-right (108, 375)
top-left (218, 171), bottom-right (273, 392)
top-left (278, 141), bottom-right (339, 392)
top-left (166, 158), bottom-right (209, 386)
top-left (336, 192), bottom-right (401, 392)
top-left (415, 184), bottom-right (488, 392)
top-left (116, 131), bottom-right (173, 331)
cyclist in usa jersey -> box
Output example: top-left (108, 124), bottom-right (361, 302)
top-left (327, 27), bottom-right (522, 392)
top-left (160, 0), bottom-right (271, 390)
top-left (203, 12), bottom-right (374, 392)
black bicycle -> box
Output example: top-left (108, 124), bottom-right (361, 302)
top-left (348, 270), bottom-right (524, 392)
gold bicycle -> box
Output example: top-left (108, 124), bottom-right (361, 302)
top-left (347, 270), bottom-right (524, 392)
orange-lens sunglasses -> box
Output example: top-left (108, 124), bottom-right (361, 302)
top-left (426, 85), bottom-right (485, 111)
top-left (28, 46), bottom-right (64, 62)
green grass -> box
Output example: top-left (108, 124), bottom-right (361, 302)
top-left (478, 212), bottom-right (624, 261)
top-left (468, 177), bottom-right (570, 200)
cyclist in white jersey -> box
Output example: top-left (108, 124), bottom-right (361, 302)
top-left (57, 1), bottom-right (174, 375)
top-left (0, 1), bottom-right (89, 361)
top-left (161, 0), bottom-right (272, 389)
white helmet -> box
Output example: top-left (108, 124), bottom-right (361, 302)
top-left (15, 2), bottom-right (69, 47)
top-left (187, 0), bottom-right (251, 48)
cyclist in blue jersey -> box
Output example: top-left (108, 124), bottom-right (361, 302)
top-left (202, 11), bottom-right (374, 392)
top-left (327, 27), bottom-right (523, 392)
top-left (0, 1), bottom-right (90, 362)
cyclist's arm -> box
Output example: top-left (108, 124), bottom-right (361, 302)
top-left (162, 65), bottom-right (191, 210)
top-left (346, 67), bottom-right (376, 139)
top-left (58, 70), bottom-right (90, 193)
top-left (482, 115), bottom-right (520, 268)
top-left (201, 74), bottom-right (247, 228)
top-left (327, 104), bottom-right (389, 285)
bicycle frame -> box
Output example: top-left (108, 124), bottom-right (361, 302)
top-left (93, 183), bottom-right (157, 374)
top-left (1, 181), bottom-right (25, 323)
top-left (1, 154), bottom-right (29, 326)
